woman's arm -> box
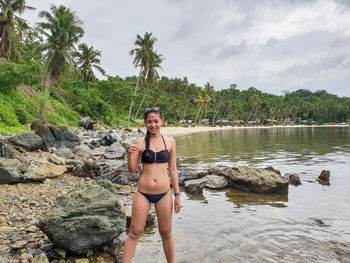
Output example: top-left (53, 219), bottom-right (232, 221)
top-left (168, 137), bottom-right (181, 213)
top-left (128, 138), bottom-right (143, 173)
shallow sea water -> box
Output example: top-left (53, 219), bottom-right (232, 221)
top-left (132, 127), bottom-right (350, 263)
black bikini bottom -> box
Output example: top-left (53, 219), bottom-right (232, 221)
top-left (138, 190), bottom-right (170, 203)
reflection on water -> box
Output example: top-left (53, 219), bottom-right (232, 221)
top-left (225, 189), bottom-right (288, 208)
top-left (132, 127), bottom-right (350, 263)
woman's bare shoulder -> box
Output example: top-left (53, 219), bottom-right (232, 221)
top-left (163, 135), bottom-right (176, 146)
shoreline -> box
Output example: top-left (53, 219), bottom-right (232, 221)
top-left (157, 124), bottom-right (349, 137)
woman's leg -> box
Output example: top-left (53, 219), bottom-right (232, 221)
top-left (155, 191), bottom-right (174, 263)
top-left (122, 191), bottom-right (151, 263)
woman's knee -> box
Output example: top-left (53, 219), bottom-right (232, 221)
top-left (159, 228), bottom-right (172, 240)
top-left (128, 226), bottom-right (143, 240)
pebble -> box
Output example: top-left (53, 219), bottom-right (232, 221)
top-left (26, 225), bottom-right (37, 232)
top-left (10, 240), bottom-right (27, 249)
top-left (75, 259), bottom-right (89, 263)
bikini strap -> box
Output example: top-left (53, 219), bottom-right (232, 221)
top-left (161, 135), bottom-right (167, 149)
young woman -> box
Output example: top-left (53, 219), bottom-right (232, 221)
top-left (122, 107), bottom-right (181, 263)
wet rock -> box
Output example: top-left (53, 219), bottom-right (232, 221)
top-left (286, 173), bottom-right (301, 186)
top-left (39, 180), bottom-right (126, 254)
top-left (318, 170), bottom-right (330, 182)
top-left (184, 178), bottom-right (207, 194)
top-left (22, 168), bottom-right (46, 182)
top-left (73, 144), bottom-right (93, 157)
top-left (177, 166), bottom-right (194, 186)
top-left (213, 166), bottom-right (289, 194)
top-left (193, 171), bottom-right (208, 179)
top-left (264, 166), bottom-right (281, 175)
top-left (0, 141), bottom-right (13, 159)
top-left (32, 253), bottom-right (49, 263)
top-left (126, 213), bottom-right (155, 229)
top-left (31, 120), bottom-right (80, 150)
top-left (205, 174), bottom-right (230, 189)
top-left (48, 154), bottom-right (65, 165)
top-left (103, 142), bottom-right (126, 159)
top-left (0, 167), bottom-right (21, 184)
top-left (8, 132), bottom-right (42, 151)
top-left (55, 147), bottom-right (74, 159)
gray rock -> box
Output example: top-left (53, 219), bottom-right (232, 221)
top-left (93, 159), bottom-right (138, 184)
top-left (120, 138), bottom-right (134, 151)
top-left (184, 178), bottom-right (207, 194)
top-left (73, 144), bottom-right (92, 157)
top-left (0, 167), bottom-right (21, 184)
top-left (23, 168), bottom-right (46, 182)
top-left (48, 154), bottom-right (65, 165)
top-left (0, 141), bottom-right (13, 159)
top-left (177, 166), bottom-right (195, 186)
top-left (55, 147), bottom-right (73, 159)
top-left (78, 117), bottom-right (91, 130)
top-left (8, 132), bottom-right (42, 151)
top-left (286, 173), bottom-right (301, 186)
top-left (90, 146), bottom-right (108, 156)
top-left (205, 174), bottom-right (230, 189)
top-left (103, 142), bottom-right (126, 159)
top-left (213, 166), bottom-right (289, 194)
top-left (100, 134), bottom-right (118, 146)
top-left (31, 120), bottom-right (80, 150)
top-left (38, 180), bottom-right (126, 254)
top-left (318, 170), bottom-right (330, 182)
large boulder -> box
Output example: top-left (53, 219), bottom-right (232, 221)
top-left (205, 174), bottom-right (230, 189)
top-left (0, 140), bottom-right (14, 159)
top-left (177, 166), bottom-right (195, 186)
top-left (103, 142), bottom-right (126, 159)
top-left (8, 131), bottom-right (42, 151)
top-left (0, 167), bottom-right (21, 184)
top-left (28, 158), bottom-right (67, 178)
top-left (31, 120), bottom-right (80, 150)
top-left (184, 178), bottom-right (207, 195)
top-left (213, 166), bottom-right (289, 194)
top-left (38, 180), bottom-right (126, 254)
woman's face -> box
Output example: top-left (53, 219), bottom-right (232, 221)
top-left (145, 112), bottom-right (163, 135)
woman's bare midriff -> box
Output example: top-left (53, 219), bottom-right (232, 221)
top-left (137, 163), bottom-right (170, 194)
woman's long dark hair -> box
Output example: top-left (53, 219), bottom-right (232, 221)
top-left (144, 108), bottom-right (163, 149)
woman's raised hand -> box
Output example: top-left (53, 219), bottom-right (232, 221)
top-left (128, 144), bottom-right (143, 155)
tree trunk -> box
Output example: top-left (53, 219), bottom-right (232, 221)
top-left (182, 99), bottom-right (190, 120)
top-left (212, 102), bottom-right (221, 125)
top-left (194, 105), bottom-right (203, 124)
top-left (134, 80), bottom-right (150, 121)
top-left (127, 68), bottom-right (142, 126)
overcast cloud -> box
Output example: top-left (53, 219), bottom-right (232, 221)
top-left (22, 0), bottom-right (350, 96)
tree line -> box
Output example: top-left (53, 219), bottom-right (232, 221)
top-left (1, 1), bottom-right (349, 129)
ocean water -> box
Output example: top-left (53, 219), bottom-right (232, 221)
top-left (133, 127), bottom-right (350, 263)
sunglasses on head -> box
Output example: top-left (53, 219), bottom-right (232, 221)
top-left (144, 107), bottom-right (160, 114)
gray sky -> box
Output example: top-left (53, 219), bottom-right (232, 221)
top-left (23, 0), bottom-right (350, 97)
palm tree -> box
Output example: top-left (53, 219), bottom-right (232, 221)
top-left (194, 89), bottom-right (211, 124)
top-left (73, 43), bottom-right (105, 82)
top-left (133, 50), bottom-right (163, 120)
top-left (37, 5), bottom-right (84, 83)
top-left (0, 0), bottom-right (34, 59)
top-left (127, 32), bottom-right (157, 125)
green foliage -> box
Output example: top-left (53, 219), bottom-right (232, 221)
top-left (0, 62), bottom-right (42, 93)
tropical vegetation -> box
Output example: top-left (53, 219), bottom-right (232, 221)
top-left (0, 3), bottom-right (349, 134)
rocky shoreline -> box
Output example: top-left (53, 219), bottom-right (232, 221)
top-left (0, 120), bottom-right (332, 262)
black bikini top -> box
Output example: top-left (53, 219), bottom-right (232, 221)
top-left (141, 135), bottom-right (170, 163)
